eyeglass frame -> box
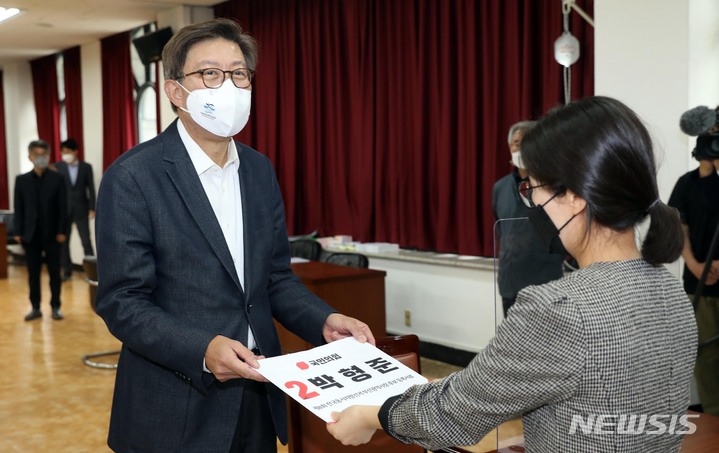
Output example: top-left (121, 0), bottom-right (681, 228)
top-left (178, 67), bottom-right (255, 89)
top-left (518, 180), bottom-right (563, 208)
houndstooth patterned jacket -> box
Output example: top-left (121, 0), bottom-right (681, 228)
top-left (380, 259), bottom-right (698, 452)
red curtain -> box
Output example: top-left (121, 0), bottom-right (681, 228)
top-left (30, 54), bottom-right (62, 162)
top-left (215, 0), bottom-right (594, 256)
top-left (101, 32), bottom-right (138, 171)
top-left (0, 71), bottom-right (8, 209)
top-left (63, 46), bottom-right (85, 159)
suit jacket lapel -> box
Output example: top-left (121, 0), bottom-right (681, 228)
top-left (237, 151), bottom-right (253, 303)
top-left (75, 163), bottom-right (85, 187)
top-left (57, 162), bottom-right (71, 186)
top-left (161, 122), bottom-right (245, 294)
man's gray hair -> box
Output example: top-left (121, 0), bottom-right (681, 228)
top-left (507, 120), bottom-right (537, 144)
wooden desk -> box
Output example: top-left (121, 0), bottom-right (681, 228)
top-left (0, 223), bottom-right (7, 279)
top-left (276, 261), bottom-right (387, 353)
top-left (682, 410), bottom-right (719, 452)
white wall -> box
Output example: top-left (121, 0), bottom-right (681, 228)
top-left (370, 257), bottom-right (501, 353)
top-left (595, 0), bottom-right (719, 278)
top-left (81, 41), bottom-right (103, 173)
top-left (3, 62), bottom-right (38, 203)
top-left (688, 0), bottom-right (719, 124)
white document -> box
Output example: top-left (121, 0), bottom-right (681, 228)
top-left (256, 337), bottom-right (428, 422)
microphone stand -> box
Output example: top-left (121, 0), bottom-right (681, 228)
top-left (693, 220), bottom-right (719, 350)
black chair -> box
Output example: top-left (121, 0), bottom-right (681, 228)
top-left (0, 210), bottom-right (16, 244)
top-left (322, 252), bottom-right (369, 268)
top-left (82, 257), bottom-right (120, 369)
top-left (0, 210), bottom-right (24, 263)
top-left (289, 239), bottom-right (322, 261)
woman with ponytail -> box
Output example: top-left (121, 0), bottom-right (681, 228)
top-left (328, 97), bottom-right (698, 452)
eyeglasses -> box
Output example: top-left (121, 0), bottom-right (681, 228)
top-left (518, 180), bottom-right (550, 208)
top-left (180, 67), bottom-right (255, 89)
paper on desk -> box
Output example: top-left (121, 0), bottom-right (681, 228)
top-left (256, 337), bottom-right (428, 422)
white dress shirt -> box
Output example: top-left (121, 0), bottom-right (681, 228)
top-left (177, 121), bottom-right (255, 374)
top-left (68, 161), bottom-right (79, 185)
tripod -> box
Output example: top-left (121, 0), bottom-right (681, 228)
top-left (693, 220), bottom-right (719, 350)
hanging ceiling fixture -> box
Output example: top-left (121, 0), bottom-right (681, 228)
top-left (555, 0), bottom-right (594, 104)
top-left (554, 32), bottom-right (580, 68)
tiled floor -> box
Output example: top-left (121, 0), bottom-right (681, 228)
top-left (0, 262), bottom-right (522, 452)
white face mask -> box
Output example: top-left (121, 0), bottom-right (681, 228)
top-left (177, 79), bottom-right (251, 137)
top-left (61, 153), bottom-right (76, 164)
top-left (33, 155), bottom-right (49, 169)
top-left (511, 151), bottom-right (525, 169)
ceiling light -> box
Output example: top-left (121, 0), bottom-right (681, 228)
top-left (0, 7), bottom-right (21, 24)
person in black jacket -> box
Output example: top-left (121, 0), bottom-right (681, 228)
top-left (668, 153), bottom-right (719, 415)
top-left (492, 121), bottom-right (565, 317)
top-left (13, 140), bottom-right (68, 321)
top-left (55, 138), bottom-right (96, 280)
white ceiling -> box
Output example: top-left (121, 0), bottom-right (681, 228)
top-left (0, 0), bottom-right (222, 70)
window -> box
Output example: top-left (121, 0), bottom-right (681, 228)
top-left (131, 24), bottom-right (160, 143)
top-left (57, 54), bottom-right (67, 142)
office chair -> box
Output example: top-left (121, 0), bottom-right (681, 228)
top-left (0, 210), bottom-right (24, 263)
top-left (81, 257), bottom-right (120, 369)
top-left (0, 210), bottom-right (16, 244)
top-left (289, 239), bottom-right (322, 261)
top-left (322, 252), bottom-right (369, 268)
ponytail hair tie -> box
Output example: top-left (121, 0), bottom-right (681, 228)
top-left (647, 198), bottom-right (661, 214)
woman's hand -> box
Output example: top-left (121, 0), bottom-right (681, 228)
top-left (326, 405), bottom-right (381, 446)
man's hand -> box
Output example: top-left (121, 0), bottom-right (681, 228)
top-left (710, 260), bottom-right (719, 285)
top-left (204, 335), bottom-right (268, 382)
top-left (322, 313), bottom-right (376, 346)
top-left (13, 235), bottom-right (21, 245)
top-left (689, 260), bottom-right (719, 286)
top-left (89, 209), bottom-right (96, 220)
top-left (56, 234), bottom-right (67, 243)
top-left (326, 405), bottom-right (381, 445)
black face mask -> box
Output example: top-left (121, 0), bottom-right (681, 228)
top-left (527, 200), bottom-right (576, 256)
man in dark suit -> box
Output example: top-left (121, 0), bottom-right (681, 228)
top-left (13, 139), bottom-right (68, 321)
top-left (95, 19), bottom-right (374, 453)
top-left (55, 138), bottom-right (96, 280)
top-left (492, 121), bottom-right (564, 317)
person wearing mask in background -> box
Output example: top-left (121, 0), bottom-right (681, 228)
top-left (492, 121), bottom-right (564, 317)
top-left (95, 18), bottom-right (374, 453)
top-left (13, 139), bottom-right (68, 321)
top-left (55, 138), bottom-right (96, 281)
top-left (328, 97), bottom-right (697, 452)
top-left (668, 149), bottom-right (719, 416)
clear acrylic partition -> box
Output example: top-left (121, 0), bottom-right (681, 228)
top-left (487, 216), bottom-right (529, 452)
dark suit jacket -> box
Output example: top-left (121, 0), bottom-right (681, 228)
top-left (95, 120), bottom-right (335, 452)
top-left (55, 160), bottom-right (96, 219)
top-left (13, 169), bottom-right (68, 243)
